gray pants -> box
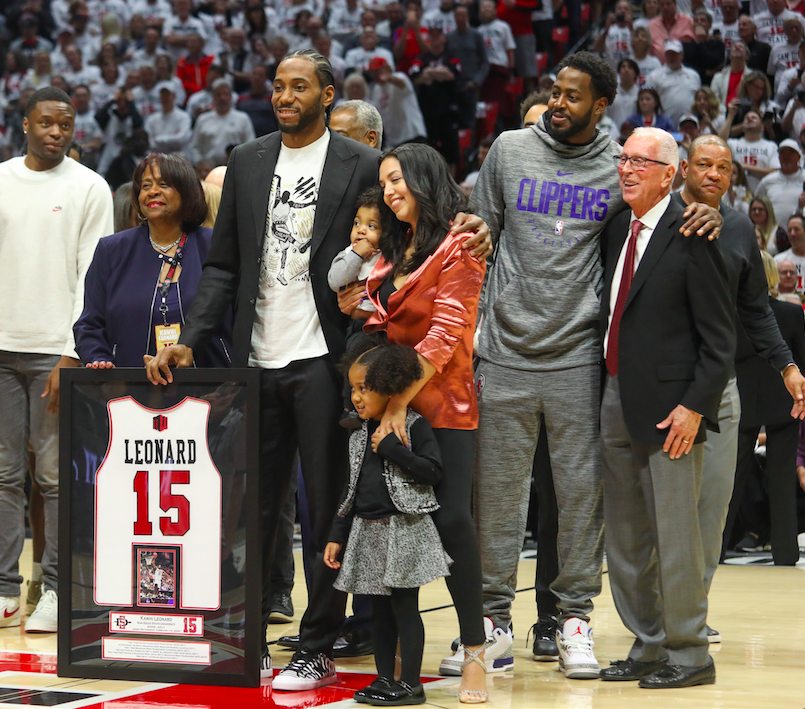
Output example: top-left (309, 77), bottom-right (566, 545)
top-left (701, 377), bottom-right (741, 594)
top-left (0, 351), bottom-right (60, 596)
top-left (474, 359), bottom-right (603, 628)
top-left (601, 375), bottom-right (710, 668)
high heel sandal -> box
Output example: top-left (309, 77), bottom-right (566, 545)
top-left (458, 642), bottom-right (489, 704)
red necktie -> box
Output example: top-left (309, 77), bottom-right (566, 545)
top-left (606, 219), bottom-right (643, 377)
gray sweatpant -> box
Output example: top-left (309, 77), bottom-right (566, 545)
top-left (473, 359), bottom-right (603, 629)
top-left (0, 351), bottom-right (60, 596)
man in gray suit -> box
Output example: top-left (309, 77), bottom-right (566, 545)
top-left (598, 127), bottom-right (735, 689)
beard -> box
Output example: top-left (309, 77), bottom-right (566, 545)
top-left (275, 92), bottom-right (325, 134)
top-left (545, 104), bottom-right (595, 142)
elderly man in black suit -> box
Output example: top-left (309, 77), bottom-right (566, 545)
top-left (598, 127), bottom-right (735, 689)
top-left (147, 49), bottom-right (491, 692)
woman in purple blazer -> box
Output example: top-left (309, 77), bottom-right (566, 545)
top-left (75, 154), bottom-right (232, 368)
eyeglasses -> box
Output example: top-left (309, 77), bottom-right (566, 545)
top-left (614, 154), bottom-right (670, 170)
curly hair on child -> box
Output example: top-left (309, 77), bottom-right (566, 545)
top-left (341, 335), bottom-right (423, 396)
top-left (356, 184), bottom-right (383, 211)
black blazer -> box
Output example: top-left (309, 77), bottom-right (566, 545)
top-left (179, 129), bottom-right (380, 367)
top-left (735, 297), bottom-right (805, 428)
top-left (600, 198), bottom-right (736, 446)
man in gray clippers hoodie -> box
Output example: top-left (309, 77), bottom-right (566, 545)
top-left (468, 51), bottom-right (722, 679)
top-left (469, 52), bottom-right (622, 680)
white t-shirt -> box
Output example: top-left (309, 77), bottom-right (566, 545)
top-left (249, 131), bottom-right (331, 369)
top-left (0, 157), bottom-right (113, 357)
top-left (774, 248), bottom-right (805, 291)
top-left (635, 54), bottom-right (662, 87)
top-left (767, 41), bottom-right (800, 77)
top-left (369, 72), bottom-right (427, 146)
top-left (163, 15), bottom-right (209, 60)
top-left (645, 64), bottom-right (701, 127)
top-left (783, 97), bottom-right (805, 139)
top-left (145, 107), bottom-right (193, 155)
top-left (755, 168), bottom-right (805, 224)
top-left (422, 9), bottom-right (457, 34)
top-left (727, 136), bottom-right (781, 192)
top-left (343, 46), bottom-right (395, 72)
top-left (132, 84), bottom-right (161, 119)
top-left (191, 108), bottom-right (256, 165)
top-left (73, 110), bottom-right (104, 148)
top-left (601, 24), bottom-right (633, 70)
top-left (755, 9), bottom-right (805, 47)
top-left (608, 81), bottom-right (639, 131)
top-left (478, 19), bottom-right (516, 68)
top-left (712, 20), bottom-right (740, 60)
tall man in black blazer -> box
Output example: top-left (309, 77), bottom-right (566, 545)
top-left (147, 49), bottom-right (491, 691)
top-left (598, 127), bottom-right (735, 689)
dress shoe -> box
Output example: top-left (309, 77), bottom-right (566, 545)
top-left (354, 677), bottom-right (394, 703)
top-left (333, 627), bottom-right (373, 657)
top-left (364, 680), bottom-right (426, 706)
top-left (600, 657), bottom-right (667, 681)
top-left (277, 633), bottom-right (299, 649)
top-left (638, 659), bottom-right (716, 688)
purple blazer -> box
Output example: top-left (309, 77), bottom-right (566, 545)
top-left (74, 225), bottom-right (233, 368)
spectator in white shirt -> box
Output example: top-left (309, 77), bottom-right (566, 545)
top-left (608, 58), bottom-right (640, 131)
top-left (61, 45), bottom-right (101, 89)
top-left (775, 41), bottom-right (805, 106)
top-left (154, 53), bottom-right (187, 105)
top-left (754, 0), bottom-right (805, 47)
top-left (756, 138), bottom-right (805, 224)
top-left (774, 214), bottom-right (805, 292)
top-left (71, 84), bottom-right (104, 165)
top-left (594, 0), bottom-right (635, 70)
top-left (145, 81), bottom-right (193, 155)
top-left (328, 0), bottom-right (364, 43)
top-left (781, 74), bottom-right (805, 138)
top-left (727, 110), bottom-right (781, 191)
top-left (767, 17), bottom-right (803, 78)
top-left (130, 27), bottom-right (165, 69)
top-left (344, 28), bottom-right (396, 73)
top-left (130, 0), bottom-right (173, 27)
top-left (191, 78), bottom-right (255, 165)
top-left (367, 56), bottom-right (426, 146)
top-left (163, 0), bottom-right (208, 61)
top-left (645, 39), bottom-right (701, 126)
top-left (132, 62), bottom-right (161, 118)
top-left (712, 0), bottom-right (741, 59)
top-left (185, 64), bottom-right (236, 120)
top-left (423, 0), bottom-right (458, 34)
top-left (631, 26), bottom-right (662, 85)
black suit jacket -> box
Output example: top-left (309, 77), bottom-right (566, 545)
top-left (179, 129), bottom-right (380, 367)
top-left (735, 297), bottom-right (805, 428)
top-left (600, 198), bottom-right (736, 445)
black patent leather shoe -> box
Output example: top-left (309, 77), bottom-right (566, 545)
top-left (277, 633), bottom-right (299, 649)
top-left (363, 681), bottom-right (426, 706)
top-left (638, 660), bottom-right (716, 688)
top-left (354, 677), bottom-right (394, 703)
top-left (333, 627), bottom-right (373, 658)
top-left (600, 657), bottom-right (667, 681)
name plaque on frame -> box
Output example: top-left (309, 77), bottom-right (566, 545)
top-left (58, 368), bottom-right (262, 687)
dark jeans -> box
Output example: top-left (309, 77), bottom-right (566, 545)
top-left (259, 356), bottom-right (349, 654)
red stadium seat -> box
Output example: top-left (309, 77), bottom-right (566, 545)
top-left (536, 52), bottom-right (548, 74)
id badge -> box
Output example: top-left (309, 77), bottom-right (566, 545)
top-left (155, 323), bottom-right (182, 350)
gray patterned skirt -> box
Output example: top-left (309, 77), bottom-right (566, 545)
top-left (334, 513), bottom-right (452, 596)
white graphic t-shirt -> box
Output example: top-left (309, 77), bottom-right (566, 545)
top-left (249, 131), bottom-right (331, 369)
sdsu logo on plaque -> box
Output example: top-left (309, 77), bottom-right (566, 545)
top-left (94, 397), bottom-right (222, 610)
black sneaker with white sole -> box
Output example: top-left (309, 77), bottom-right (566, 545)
top-left (269, 593), bottom-right (294, 624)
top-left (529, 617), bottom-right (559, 662)
top-left (273, 651), bottom-right (337, 691)
top-left (707, 625), bottom-right (721, 643)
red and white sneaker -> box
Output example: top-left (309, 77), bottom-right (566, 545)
top-left (0, 596), bottom-right (20, 628)
top-left (557, 618), bottom-right (600, 679)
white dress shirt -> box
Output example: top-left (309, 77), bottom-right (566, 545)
top-left (604, 194), bottom-right (671, 357)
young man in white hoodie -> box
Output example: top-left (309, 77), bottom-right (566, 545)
top-left (0, 86), bottom-right (113, 634)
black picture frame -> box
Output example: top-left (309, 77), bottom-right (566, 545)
top-left (58, 368), bottom-right (262, 687)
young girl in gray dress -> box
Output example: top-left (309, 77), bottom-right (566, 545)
top-left (324, 339), bottom-right (451, 706)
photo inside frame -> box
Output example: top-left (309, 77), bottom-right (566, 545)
top-left (135, 545), bottom-right (181, 609)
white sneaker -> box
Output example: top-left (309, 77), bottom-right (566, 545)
top-left (0, 596), bottom-right (20, 628)
top-left (557, 618), bottom-right (600, 679)
top-left (272, 652), bottom-right (337, 691)
top-left (260, 650), bottom-right (272, 683)
top-left (25, 589), bottom-right (57, 633)
top-left (439, 617), bottom-right (514, 676)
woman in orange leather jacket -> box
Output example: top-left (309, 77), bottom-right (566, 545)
top-left (362, 143), bottom-right (491, 703)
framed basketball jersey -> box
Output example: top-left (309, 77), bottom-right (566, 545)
top-left (58, 369), bottom-right (262, 687)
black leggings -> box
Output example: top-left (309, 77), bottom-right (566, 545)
top-left (431, 429), bottom-right (485, 647)
top-left (372, 589), bottom-right (423, 686)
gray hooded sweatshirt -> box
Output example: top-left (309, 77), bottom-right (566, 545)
top-left (470, 116), bottom-right (625, 371)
